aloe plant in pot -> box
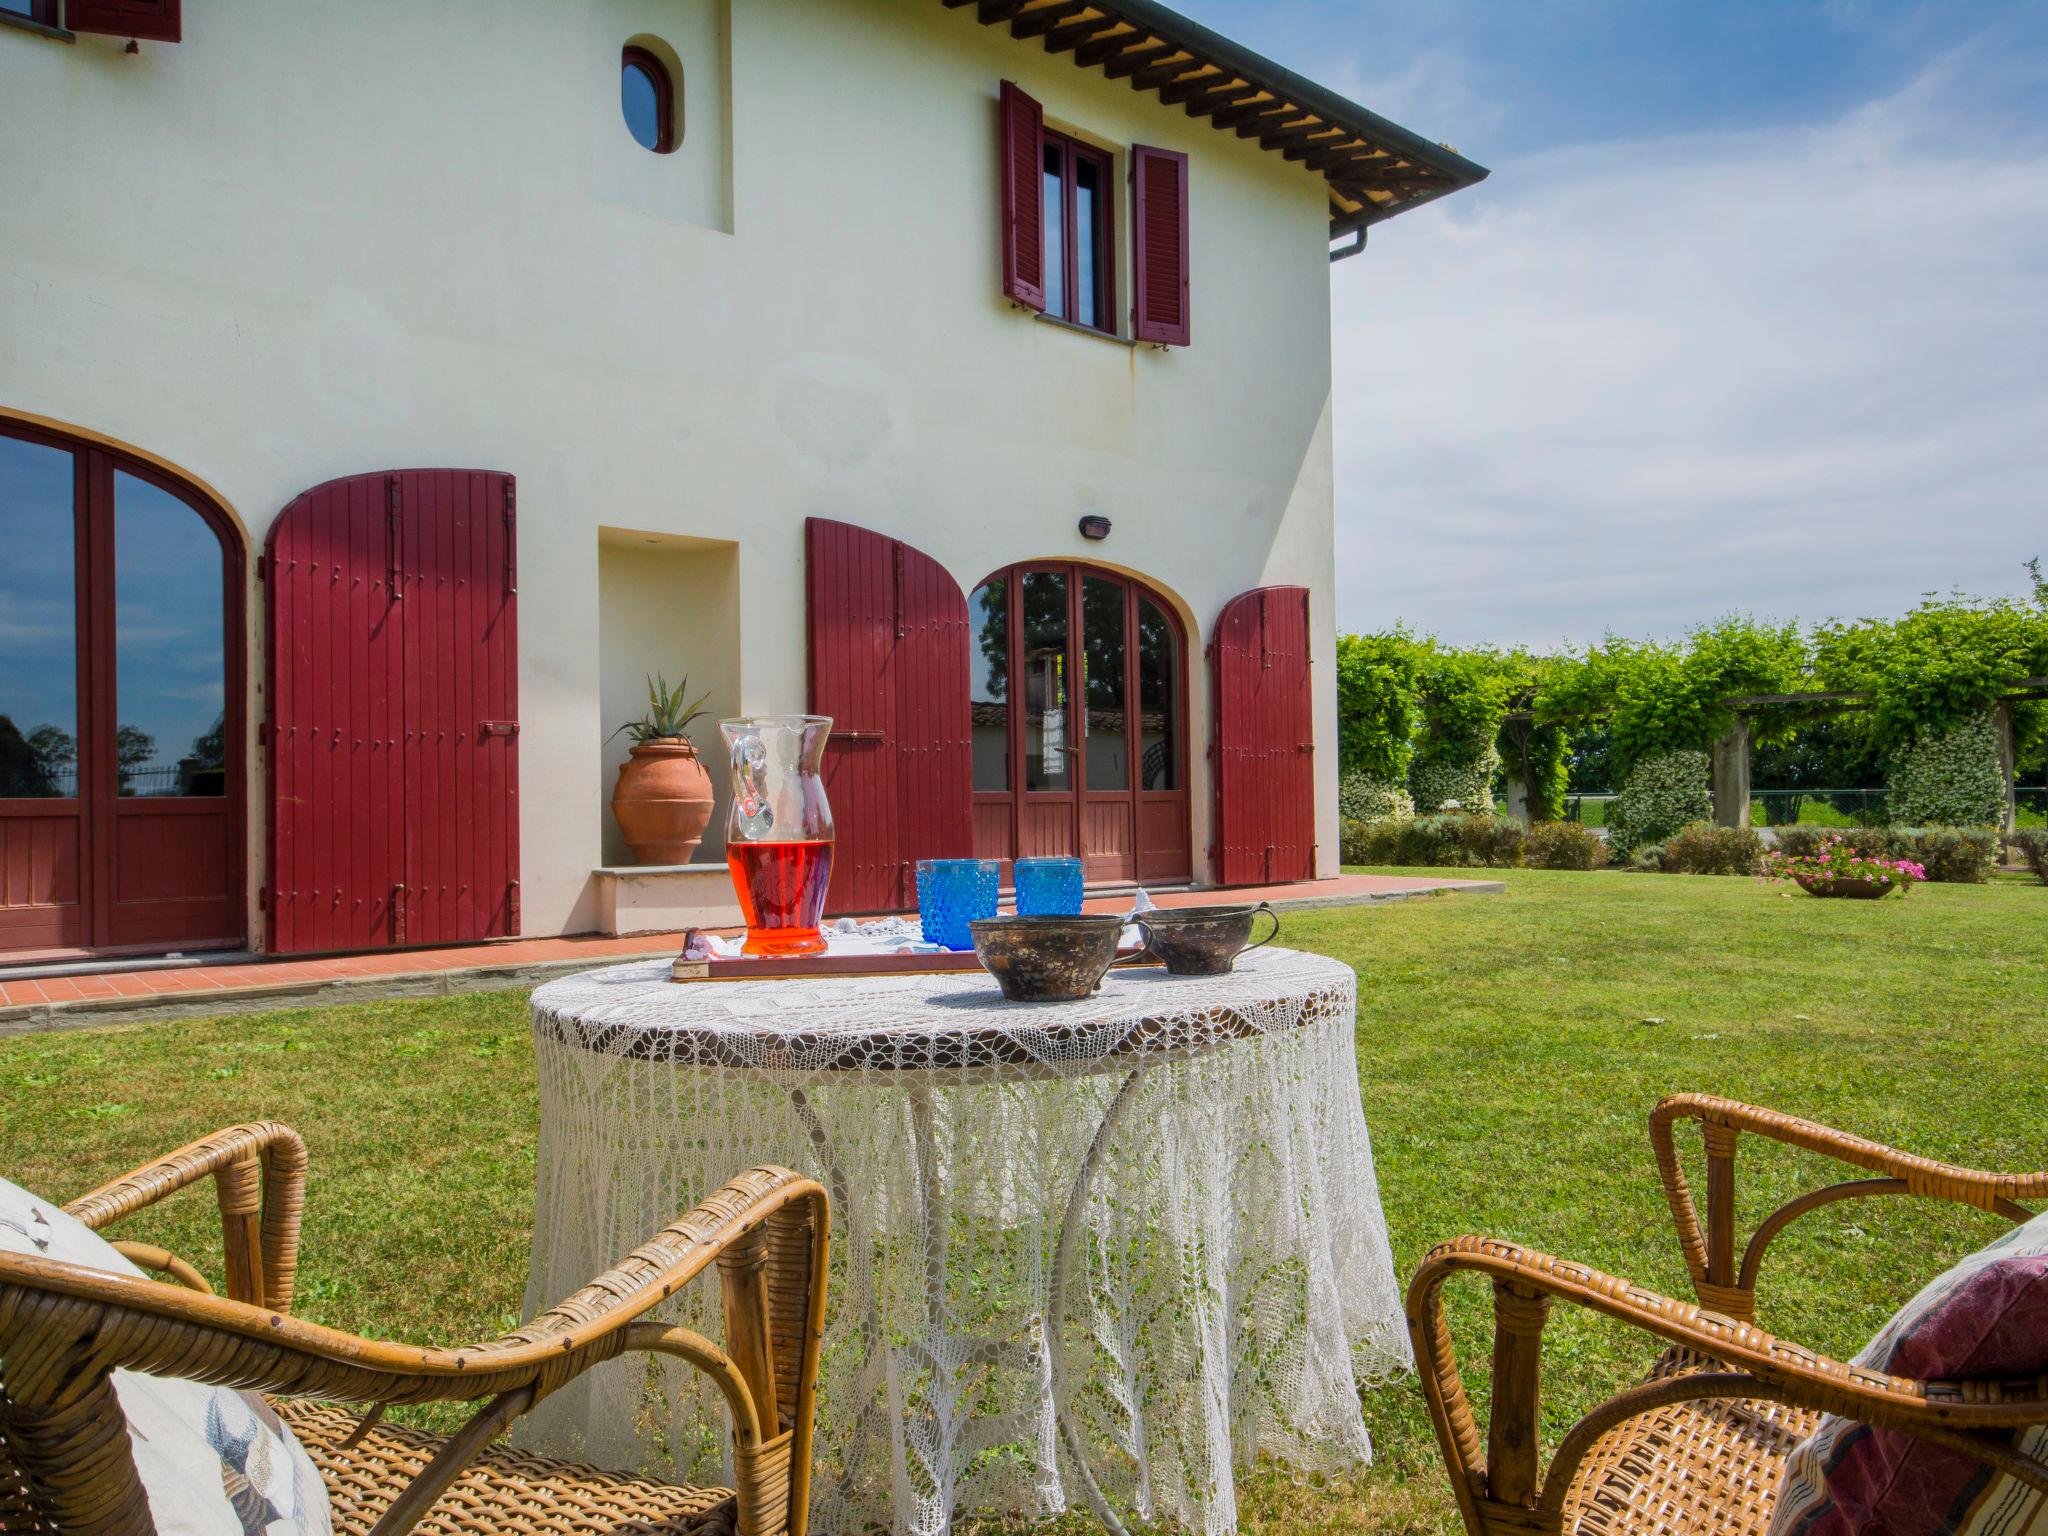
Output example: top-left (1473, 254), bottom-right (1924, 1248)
top-left (610, 673), bottom-right (717, 865)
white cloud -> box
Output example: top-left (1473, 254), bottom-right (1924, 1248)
top-left (1331, 35), bottom-right (2048, 649)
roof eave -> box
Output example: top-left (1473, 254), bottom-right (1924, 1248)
top-left (941, 0), bottom-right (1490, 237)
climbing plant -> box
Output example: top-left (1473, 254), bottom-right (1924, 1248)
top-left (1332, 631), bottom-right (1424, 784)
top-left (1333, 563), bottom-right (2045, 817)
top-left (1812, 589), bottom-right (2048, 760)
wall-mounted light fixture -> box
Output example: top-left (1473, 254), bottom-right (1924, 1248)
top-left (1078, 515), bottom-right (1111, 541)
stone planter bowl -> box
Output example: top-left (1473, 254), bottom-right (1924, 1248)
top-left (1792, 872), bottom-right (1899, 900)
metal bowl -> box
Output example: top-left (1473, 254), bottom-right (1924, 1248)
top-left (969, 914), bottom-right (1148, 1002)
top-left (1140, 902), bottom-right (1279, 976)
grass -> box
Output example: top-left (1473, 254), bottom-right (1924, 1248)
top-left (3, 869), bottom-right (2045, 1532)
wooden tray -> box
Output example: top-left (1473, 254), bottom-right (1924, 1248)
top-left (670, 949), bottom-right (992, 983)
top-left (668, 934), bottom-right (1152, 983)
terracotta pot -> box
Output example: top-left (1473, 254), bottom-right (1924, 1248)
top-left (611, 739), bottom-right (716, 865)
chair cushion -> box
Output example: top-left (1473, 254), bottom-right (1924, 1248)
top-left (0, 1173), bottom-right (332, 1536)
top-left (1770, 1208), bottom-right (2048, 1536)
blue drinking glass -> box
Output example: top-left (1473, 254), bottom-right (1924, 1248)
top-left (1013, 856), bottom-right (1085, 916)
top-left (916, 858), bottom-right (1001, 951)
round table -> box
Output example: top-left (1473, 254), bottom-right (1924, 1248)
top-left (519, 947), bottom-right (1408, 1536)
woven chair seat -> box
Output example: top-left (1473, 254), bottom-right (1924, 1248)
top-left (1559, 1349), bottom-right (1819, 1536)
top-left (279, 1401), bottom-right (738, 1536)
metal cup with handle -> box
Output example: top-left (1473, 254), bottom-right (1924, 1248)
top-left (1139, 902), bottom-right (1280, 976)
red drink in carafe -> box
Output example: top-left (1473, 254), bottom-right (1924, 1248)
top-left (726, 838), bottom-right (834, 956)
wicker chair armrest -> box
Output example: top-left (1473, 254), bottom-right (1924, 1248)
top-left (62, 1120), bottom-right (308, 1313)
top-left (3, 1167), bottom-right (830, 1536)
top-left (1650, 1096), bottom-right (2048, 1317)
top-left (1409, 1236), bottom-right (2048, 1490)
top-left (1409, 1234), bottom-right (2048, 1532)
top-left (9, 1166), bottom-right (825, 1409)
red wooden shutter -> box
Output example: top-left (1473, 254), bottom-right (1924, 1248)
top-left (266, 469), bottom-right (519, 953)
top-left (1132, 145), bottom-right (1191, 347)
top-left (1211, 587), bottom-right (1314, 885)
top-left (66, 0), bottom-right (180, 41)
top-left (806, 518), bottom-right (973, 915)
top-left (1000, 80), bottom-right (1047, 312)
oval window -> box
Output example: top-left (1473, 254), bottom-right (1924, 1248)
top-left (621, 46), bottom-right (677, 154)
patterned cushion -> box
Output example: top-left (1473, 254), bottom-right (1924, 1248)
top-left (0, 1174), bottom-right (332, 1536)
top-left (1770, 1209), bottom-right (2048, 1536)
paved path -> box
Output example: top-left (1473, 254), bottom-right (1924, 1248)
top-left (0, 873), bottom-right (1500, 1034)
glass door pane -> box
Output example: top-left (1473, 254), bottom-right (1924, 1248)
top-left (969, 579), bottom-right (1010, 791)
top-left (1137, 598), bottom-right (1178, 790)
top-left (0, 437), bottom-right (79, 798)
top-left (114, 471), bottom-right (226, 797)
top-left (1081, 576), bottom-right (1128, 791)
top-left (1020, 571), bottom-right (1070, 791)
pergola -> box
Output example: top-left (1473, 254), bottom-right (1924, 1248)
top-left (1498, 678), bottom-right (2048, 833)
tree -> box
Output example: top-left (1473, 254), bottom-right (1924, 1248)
top-left (0, 715), bottom-right (54, 798)
top-left (115, 725), bottom-right (156, 794)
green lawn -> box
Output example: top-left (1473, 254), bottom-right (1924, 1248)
top-left (3, 869), bottom-right (2045, 1533)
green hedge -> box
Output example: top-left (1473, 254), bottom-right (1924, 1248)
top-left (1409, 741), bottom-right (1500, 816)
top-left (1606, 751), bottom-right (1712, 857)
top-left (1885, 713), bottom-right (2006, 827)
top-left (1338, 769), bottom-right (1413, 823)
top-left (2010, 829), bottom-right (2048, 886)
top-left (1526, 821), bottom-right (1609, 870)
top-left (1658, 822), bottom-right (1763, 876)
top-left (1342, 813), bottom-right (1525, 869)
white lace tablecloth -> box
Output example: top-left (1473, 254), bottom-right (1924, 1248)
top-left (518, 947), bottom-right (1407, 1536)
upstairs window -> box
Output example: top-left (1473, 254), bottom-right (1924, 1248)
top-left (999, 80), bottom-right (1191, 347)
top-left (1041, 130), bottom-right (1114, 333)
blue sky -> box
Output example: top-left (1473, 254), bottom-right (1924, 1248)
top-left (1177, 0), bottom-right (2048, 649)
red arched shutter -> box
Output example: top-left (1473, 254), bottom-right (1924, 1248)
top-left (806, 518), bottom-right (973, 914)
top-left (1211, 587), bottom-right (1313, 885)
top-left (1000, 80), bottom-right (1047, 311)
top-left (67, 0), bottom-right (180, 41)
top-left (1132, 145), bottom-right (1191, 347)
top-left (266, 470), bottom-right (519, 953)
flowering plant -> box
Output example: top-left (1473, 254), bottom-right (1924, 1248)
top-left (1760, 833), bottom-right (1925, 899)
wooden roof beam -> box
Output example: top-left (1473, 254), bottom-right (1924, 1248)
top-left (1251, 116), bottom-right (1325, 149)
top-left (1157, 68), bottom-right (1238, 106)
top-left (1130, 54), bottom-right (1208, 90)
top-left (1281, 127), bottom-right (1352, 163)
top-left (1236, 105), bottom-right (1314, 139)
top-left (971, 0), bottom-right (1026, 20)
top-left (1209, 96), bottom-right (1293, 131)
top-left (1094, 37), bottom-right (1175, 74)
top-left (1044, 14), bottom-right (1128, 54)
top-left (1179, 80), bottom-right (1267, 117)
top-left (1009, 1), bottom-right (1091, 40)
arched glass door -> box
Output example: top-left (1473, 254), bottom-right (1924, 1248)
top-left (968, 564), bottom-right (1190, 885)
top-left (0, 421), bottom-right (244, 959)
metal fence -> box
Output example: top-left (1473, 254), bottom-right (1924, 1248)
top-left (31, 765), bottom-right (211, 798)
top-left (1567, 786), bottom-right (2046, 830)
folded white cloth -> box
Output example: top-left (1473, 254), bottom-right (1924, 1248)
top-left (684, 918), bottom-right (948, 961)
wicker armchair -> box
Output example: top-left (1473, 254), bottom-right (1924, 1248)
top-left (1409, 1094), bottom-right (2048, 1536)
top-left (0, 1122), bottom-right (829, 1536)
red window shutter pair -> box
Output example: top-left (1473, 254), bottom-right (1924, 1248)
top-left (998, 80), bottom-right (1191, 346)
top-left (67, 0), bottom-right (180, 41)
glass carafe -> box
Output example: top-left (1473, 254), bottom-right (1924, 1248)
top-left (721, 715), bottom-right (835, 957)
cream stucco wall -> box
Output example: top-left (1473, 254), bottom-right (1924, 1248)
top-left (0, 0), bottom-right (1339, 943)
